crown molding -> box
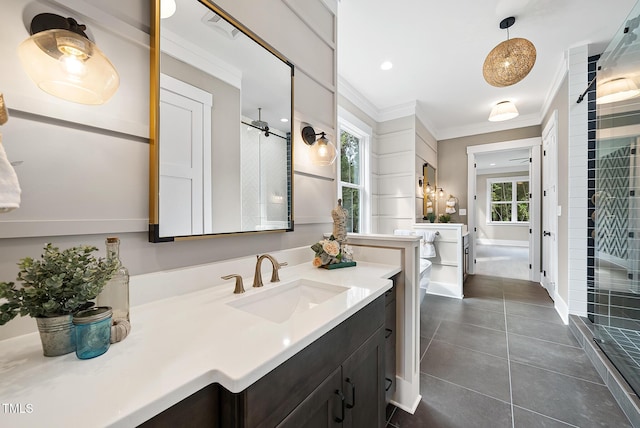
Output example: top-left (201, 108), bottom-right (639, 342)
top-left (437, 112), bottom-right (541, 141)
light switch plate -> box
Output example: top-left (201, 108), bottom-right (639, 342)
top-left (459, 208), bottom-right (467, 215)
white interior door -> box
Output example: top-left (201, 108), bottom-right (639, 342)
top-left (542, 111), bottom-right (559, 300)
top-left (159, 74), bottom-right (213, 237)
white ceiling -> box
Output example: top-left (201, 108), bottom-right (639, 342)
top-left (337, 0), bottom-right (638, 140)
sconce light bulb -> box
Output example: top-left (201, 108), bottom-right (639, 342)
top-left (439, 189), bottom-right (444, 197)
top-left (309, 136), bottom-right (337, 166)
top-left (60, 54), bottom-right (87, 78)
top-left (161, 0), bottom-right (177, 19)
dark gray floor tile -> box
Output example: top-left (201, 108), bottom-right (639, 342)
top-left (419, 335), bottom-right (429, 359)
top-left (385, 403), bottom-right (396, 423)
top-left (463, 282), bottom-right (504, 300)
top-left (508, 334), bottom-right (604, 384)
top-left (434, 320), bottom-right (508, 358)
top-left (507, 315), bottom-right (580, 347)
top-left (503, 289), bottom-right (554, 307)
top-left (462, 295), bottom-right (506, 313)
top-left (506, 300), bottom-right (564, 324)
top-left (511, 362), bottom-right (632, 427)
top-left (420, 314), bottom-right (441, 340)
top-left (456, 305), bottom-right (507, 331)
top-left (423, 296), bottom-right (506, 331)
top-left (420, 339), bottom-right (511, 402)
top-left (512, 406), bottom-right (576, 427)
top-left (390, 374), bottom-right (512, 428)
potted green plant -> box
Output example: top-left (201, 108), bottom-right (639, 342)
top-left (425, 212), bottom-right (436, 223)
top-left (0, 243), bottom-right (116, 356)
top-left (439, 214), bottom-right (451, 223)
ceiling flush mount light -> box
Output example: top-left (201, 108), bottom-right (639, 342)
top-left (596, 77), bottom-right (640, 104)
top-left (17, 13), bottom-right (120, 105)
top-left (301, 125), bottom-right (337, 166)
top-left (483, 17), bottom-right (536, 87)
top-left (489, 100), bottom-right (519, 122)
top-left (380, 61), bottom-right (393, 71)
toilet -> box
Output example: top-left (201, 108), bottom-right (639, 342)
top-left (419, 258), bottom-right (432, 305)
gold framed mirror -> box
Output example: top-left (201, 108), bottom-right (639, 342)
top-left (423, 163), bottom-right (436, 220)
top-left (149, 0), bottom-right (294, 242)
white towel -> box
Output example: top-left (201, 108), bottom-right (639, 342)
top-left (0, 135), bottom-right (21, 213)
top-left (421, 230), bottom-right (437, 258)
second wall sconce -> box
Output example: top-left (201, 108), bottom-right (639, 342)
top-left (17, 13), bottom-right (120, 105)
top-left (301, 125), bottom-right (337, 166)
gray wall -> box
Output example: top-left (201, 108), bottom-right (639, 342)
top-left (437, 126), bottom-right (542, 223)
top-left (0, 0), bottom-right (337, 339)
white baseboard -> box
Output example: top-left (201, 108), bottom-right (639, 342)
top-left (554, 291), bottom-right (569, 325)
top-left (477, 239), bottom-right (528, 247)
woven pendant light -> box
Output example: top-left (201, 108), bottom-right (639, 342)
top-left (483, 17), bottom-right (536, 87)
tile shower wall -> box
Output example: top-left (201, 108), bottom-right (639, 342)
top-left (591, 1), bottom-right (640, 397)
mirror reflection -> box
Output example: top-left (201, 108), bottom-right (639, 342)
top-left (423, 163), bottom-right (436, 220)
top-left (151, 0), bottom-right (293, 241)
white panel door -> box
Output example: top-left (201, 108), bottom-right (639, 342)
top-left (542, 112), bottom-right (559, 300)
top-left (159, 74), bottom-right (213, 237)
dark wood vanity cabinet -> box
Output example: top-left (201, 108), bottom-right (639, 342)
top-left (141, 293), bottom-right (388, 428)
top-left (384, 282), bottom-right (397, 403)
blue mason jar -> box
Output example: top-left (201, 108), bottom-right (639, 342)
top-left (73, 307), bottom-right (112, 359)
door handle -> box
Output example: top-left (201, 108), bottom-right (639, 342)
top-left (543, 231), bottom-right (551, 236)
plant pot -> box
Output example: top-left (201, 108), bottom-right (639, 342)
top-left (36, 314), bottom-right (75, 357)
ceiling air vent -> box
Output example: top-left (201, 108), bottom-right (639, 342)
top-left (202, 12), bottom-right (240, 40)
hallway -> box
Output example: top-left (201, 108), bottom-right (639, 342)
top-left (386, 275), bottom-right (631, 427)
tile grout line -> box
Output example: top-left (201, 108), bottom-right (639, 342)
top-left (511, 404), bottom-right (581, 428)
top-left (503, 289), bottom-right (516, 428)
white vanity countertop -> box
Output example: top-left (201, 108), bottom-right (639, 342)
top-left (0, 261), bottom-right (399, 427)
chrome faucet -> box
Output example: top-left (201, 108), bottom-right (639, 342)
top-left (253, 254), bottom-right (288, 288)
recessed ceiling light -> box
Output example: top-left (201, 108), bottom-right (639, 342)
top-left (380, 61), bottom-right (393, 71)
top-left (280, 118), bottom-right (289, 123)
top-left (490, 163), bottom-right (496, 166)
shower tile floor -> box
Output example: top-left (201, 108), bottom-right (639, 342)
top-left (598, 325), bottom-right (640, 376)
top-left (385, 274), bottom-right (633, 428)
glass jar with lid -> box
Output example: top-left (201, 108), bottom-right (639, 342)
top-left (73, 306), bottom-right (112, 359)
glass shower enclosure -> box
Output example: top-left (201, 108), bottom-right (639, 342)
top-left (592, 1), bottom-right (640, 396)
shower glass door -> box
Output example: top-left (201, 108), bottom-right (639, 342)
top-left (592, 0), bottom-right (640, 396)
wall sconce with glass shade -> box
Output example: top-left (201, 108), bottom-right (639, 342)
top-left (301, 125), bottom-right (337, 166)
top-left (489, 100), bottom-right (519, 122)
top-left (17, 13), bottom-right (120, 105)
top-left (596, 77), bottom-right (640, 104)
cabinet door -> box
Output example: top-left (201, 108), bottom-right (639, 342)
top-left (277, 367), bottom-right (343, 428)
top-left (342, 328), bottom-right (385, 428)
top-left (384, 298), bottom-right (397, 403)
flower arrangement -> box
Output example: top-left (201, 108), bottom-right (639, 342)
top-left (311, 236), bottom-right (343, 267)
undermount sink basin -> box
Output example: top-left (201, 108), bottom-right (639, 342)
top-left (227, 279), bottom-right (349, 323)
